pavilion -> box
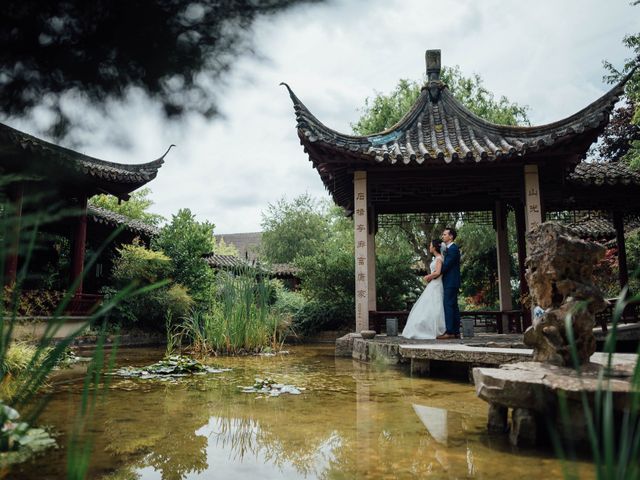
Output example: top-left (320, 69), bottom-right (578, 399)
top-left (0, 121), bottom-right (168, 309)
top-left (283, 49), bottom-right (640, 333)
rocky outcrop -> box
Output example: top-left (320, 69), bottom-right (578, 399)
top-left (523, 222), bottom-right (607, 366)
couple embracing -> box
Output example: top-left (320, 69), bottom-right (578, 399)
top-left (401, 227), bottom-right (461, 340)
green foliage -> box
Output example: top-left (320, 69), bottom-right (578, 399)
top-left (89, 187), bottom-right (164, 226)
top-left (112, 243), bottom-right (172, 285)
top-left (375, 228), bottom-right (422, 310)
top-left (107, 243), bottom-right (192, 329)
top-left (213, 237), bottom-right (239, 256)
top-left (261, 194), bottom-right (330, 263)
top-left (351, 66), bottom-right (529, 135)
top-left (293, 207), bottom-right (421, 333)
top-left (457, 224), bottom-right (499, 308)
top-left (2, 287), bottom-right (64, 316)
top-left (175, 269), bottom-right (288, 355)
top-left (153, 208), bottom-right (216, 301)
top-left (627, 230), bottom-right (640, 293)
top-left (601, 21), bottom-right (640, 169)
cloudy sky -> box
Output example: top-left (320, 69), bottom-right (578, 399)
top-left (7, 0), bottom-right (639, 234)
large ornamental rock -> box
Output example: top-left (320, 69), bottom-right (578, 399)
top-left (523, 222), bottom-right (607, 366)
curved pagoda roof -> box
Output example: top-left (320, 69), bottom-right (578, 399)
top-left (283, 51), bottom-right (627, 167)
top-left (0, 122), bottom-right (170, 199)
top-left (283, 50), bottom-right (634, 214)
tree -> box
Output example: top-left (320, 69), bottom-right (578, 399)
top-left (1, 0), bottom-right (320, 138)
top-left (351, 66), bottom-right (529, 135)
top-left (153, 208), bottom-right (216, 300)
top-left (260, 194), bottom-right (330, 263)
top-left (597, 17), bottom-right (640, 168)
top-left (89, 187), bottom-right (165, 226)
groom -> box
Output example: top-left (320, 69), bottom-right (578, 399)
top-left (437, 227), bottom-right (461, 339)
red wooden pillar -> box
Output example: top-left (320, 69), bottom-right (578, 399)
top-left (4, 184), bottom-right (24, 285)
top-left (515, 202), bottom-right (532, 330)
top-left (613, 211), bottom-right (629, 292)
top-left (69, 195), bottom-right (88, 294)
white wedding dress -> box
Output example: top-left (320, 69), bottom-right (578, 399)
top-left (401, 257), bottom-right (446, 339)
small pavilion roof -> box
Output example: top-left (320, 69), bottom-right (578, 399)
top-left (283, 52), bottom-right (628, 168)
top-left (87, 205), bottom-right (159, 238)
top-left (0, 122), bottom-right (170, 198)
top-left (283, 50), bottom-right (635, 214)
top-left (568, 162), bottom-right (640, 187)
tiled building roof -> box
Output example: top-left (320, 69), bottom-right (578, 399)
top-left (87, 205), bottom-right (159, 238)
top-left (568, 162), bottom-right (640, 187)
top-left (283, 52), bottom-right (627, 167)
top-left (204, 253), bottom-right (251, 269)
top-left (214, 232), bottom-right (262, 261)
top-left (565, 214), bottom-right (640, 243)
top-left (0, 122), bottom-right (169, 197)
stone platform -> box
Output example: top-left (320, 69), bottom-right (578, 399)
top-left (338, 333), bottom-right (528, 377)
top-left (338, 332), bottom-right (638, 379)
top-left (473, 354), bottom-right (638, 446)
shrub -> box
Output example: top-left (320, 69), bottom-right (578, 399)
top-left (153, 209), bottom-right (216, 301)
top-left (107, 243), bottom-right (192, 329)
top-left (111, 243), bottom-right (172, 286)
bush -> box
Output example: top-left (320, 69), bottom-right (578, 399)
top-left (3, 287), bottom-right (64, 317)
top-left (291, 299), bottom-right (353, 337)
top-left (106, 243), bottom-right (192, 330)
top-left (153, 209), bottom-right (216, 301)
top-left (111, 243), bottom-right (171, 286)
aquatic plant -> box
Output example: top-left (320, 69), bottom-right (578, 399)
top-left (111, 354), bottom-right (230, 380)
top-left (554, 292), bottom-right (640, 480)
top-left (175, 267), bottom-right (290, 355)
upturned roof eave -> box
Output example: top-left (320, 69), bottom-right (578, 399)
top-left (284, 70), bottom-right (631, 165)
top-left (0, 122), bottom-right (171, 185)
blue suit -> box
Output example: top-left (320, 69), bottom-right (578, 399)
top-left (441, 243), bottom-right (461, 335)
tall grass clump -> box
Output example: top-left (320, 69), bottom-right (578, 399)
top-left (177, 266), bottom-right (289, 355)
top-left (554, 292), bottom-right (640, 480)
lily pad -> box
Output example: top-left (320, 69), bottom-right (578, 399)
top-left (110, 355), bottom-right (231, 380)
top-left (238, 377), bottom-right (304, 397)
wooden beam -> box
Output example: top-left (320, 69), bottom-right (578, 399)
top-left (515, 202), bottom-right (532, 330)
top-left (4, 183), bottom-right (23, 285)
top-left (495, 201), bottom-right (512, 333)
top-left (69, 195), bottom-right (88, 294)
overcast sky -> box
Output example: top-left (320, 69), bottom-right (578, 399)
top-left (7, 0), bottom-right (640, 234)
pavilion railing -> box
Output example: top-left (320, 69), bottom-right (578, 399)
top-left (65, 293), bottom-right (103, 317)
top-left (368, 309), bottom-right (524, 335)
top-left (596, 298), bottom-right (639, 333)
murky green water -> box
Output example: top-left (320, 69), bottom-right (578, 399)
top-left (9, 345), bottom-right (594, 479)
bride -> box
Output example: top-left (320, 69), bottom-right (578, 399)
top-left (401, 239), bottom-right (446, 339)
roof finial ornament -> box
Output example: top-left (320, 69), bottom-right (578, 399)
top-left (425, 49), bottom-right (443, 102)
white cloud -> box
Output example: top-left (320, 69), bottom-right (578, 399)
top-left (6, 0), bottom-right (638, 232)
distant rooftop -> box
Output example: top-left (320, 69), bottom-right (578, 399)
top-left (214, 232), bottom-right (262, 261)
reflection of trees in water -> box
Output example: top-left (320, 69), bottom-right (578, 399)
top-left (102, 383), bottom-right (212, 480)
top-left (210, 416), bottom-right (342, 477)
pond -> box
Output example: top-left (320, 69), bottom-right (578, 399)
top-left (9, 345), bottom-right (594, 479)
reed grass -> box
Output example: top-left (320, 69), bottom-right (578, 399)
top-left (176, 267), bottom-right (289, 355)
top-left (554, 292), bottom-right (640, 480)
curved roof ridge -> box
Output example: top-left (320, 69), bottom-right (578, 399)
top-left (440, 74), bottom-right (626, 137)
top-left (0, 121), bottom-right (170, 173)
